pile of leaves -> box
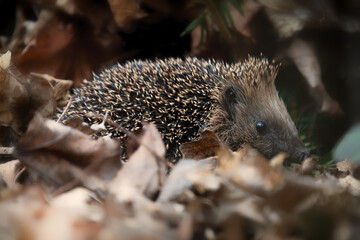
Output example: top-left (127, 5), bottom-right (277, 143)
top-left (1, 112), bottom-right (360, 239)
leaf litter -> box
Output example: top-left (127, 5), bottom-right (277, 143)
top-left (0, 109), bottom-right (358, 239)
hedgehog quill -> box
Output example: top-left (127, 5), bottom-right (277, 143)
top-left (63, 57), bottom-right (310, 162)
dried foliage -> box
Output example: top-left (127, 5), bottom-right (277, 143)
top-left (0, 51), bottom-right (72, 134)
top-left (0, 114), bottom-right (359, 239)
top-left (180, 130), bottom-right (223, 160)
top-left (3, 0), bottom-right (124, 86)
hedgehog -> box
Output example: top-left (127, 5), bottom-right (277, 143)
top-left (63, 57), bottom-right (310, 162)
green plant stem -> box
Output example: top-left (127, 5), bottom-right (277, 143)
top-left (202, 0), bottom-right (240, 60)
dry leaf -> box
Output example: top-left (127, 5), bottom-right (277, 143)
top-left (0, 186), bottom-right (102, 240)
top-left (108, 123), bottom-right (167, 201)
top-left (27, 73), bottom-right (72, 118)
top-left (0, 51), bottom-right (72, 133)
top-left (29, 73), bottom-right (73, 107)
top-left (14, 114), bottom-right (121, 191)
top-left (339, 175), bottom-right (360, 196)
top-left (0, 160), bottom-right (23, 189)
top-left (180, 130), bottom-right (223, 160)
top-left (217, 145), bottom-right (285, 194)
top-left (13, 6), bottom-right (123, 86)
top-left (158, 158), bottom-right (217, 202)
top-left (287, 38), bottom-right (343, 116)
top-left (63, 117), bottom-right (96, 135)
top-left (301, 157), bottom-right (319, 175)
top-left (107, 0), bottom-right (148, 32)
top-left (52, 187), bottom-right (103, 221)
top-left (0, 51), bottom-right (30, 132)
top-left (0, 50), bottom-right (11, 69)
top-left (337, 159), bottom-right (353, 173)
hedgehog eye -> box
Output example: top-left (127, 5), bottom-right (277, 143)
top-left (255, 121), bottom-right (266, 135)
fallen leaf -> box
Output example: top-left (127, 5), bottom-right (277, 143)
top-left (217, 145), bottom-right (285, 194)
top-left (0, 160), bottom-right (23, 189)
top-left (158, 158), bottom-right (217, 202)
top-left (13, 7), bottom-right (123, 86)
top-left (0, 51), bottom-right (30, 132)
top-left (63, 117), bottom-right (96, 135)
top-left (339, 175), bottom-right (360, 196)
top-left (337, 159), bottom-right (353, 173)
top-left (0, 51), bottom-right (72, 133)
top-left (14, 114), bottom-right (121, 192)
top-left (51, 187), bottom-right (103, 221)
top-left (0, 186), bottom-right (102, 240)
top-left (108, 122), bottom-right (167, 201)
top-left (29, 73), bottom-right (73, 107)
top-left (107, 0), bottom-right (148, 32)
top-left (180, 130), bottom-right (223, 160)
top-left (0, 50), bottom-right (11, 69)
top-left (286, 38), bottom-right (343, 116)
top-left (301, 157), bottom-right (319, 175)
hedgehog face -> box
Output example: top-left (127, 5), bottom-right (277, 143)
top-left (248, 108), bottom-right (311, 163)
top-left (213, 82), bottom-right (310, 163)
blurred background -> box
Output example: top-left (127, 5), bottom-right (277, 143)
top-left (1, 0), bottom-right (359, 164)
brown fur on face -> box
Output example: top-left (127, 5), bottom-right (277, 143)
top-left (208, 58), bottom-right (309, 162)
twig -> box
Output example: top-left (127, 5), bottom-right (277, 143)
top-left (57, 95), bottom-right (73, 123)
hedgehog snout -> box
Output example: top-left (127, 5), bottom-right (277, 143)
top-left (291, 148), bottom-right (311, 163)
top-left (286, 141), bottom-right (311, 163)
top-left (267, 133), bottom-right (310, 164)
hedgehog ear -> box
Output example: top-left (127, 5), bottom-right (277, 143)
top-left (222, 85), bottom-right (245, 120)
